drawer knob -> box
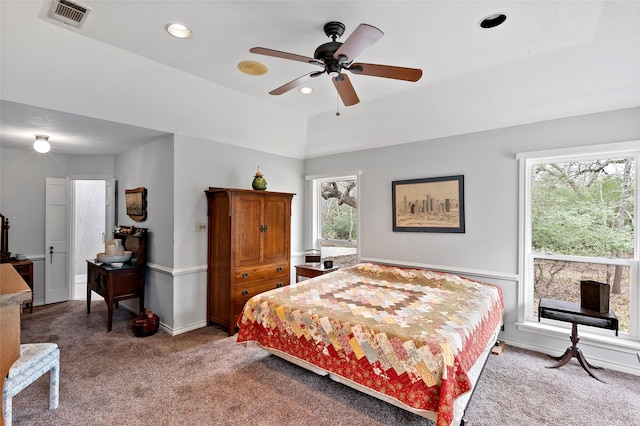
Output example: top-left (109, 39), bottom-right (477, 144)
top-left (242, 273), bottom-right (249, 279)
top-left (242, 290), bottom-right (249, 296)
top-left (277, 266), bottom-right (283, 272)
top-left (276, 282), bottom-right (283, 288)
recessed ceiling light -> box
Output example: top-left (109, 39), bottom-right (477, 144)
top-left (299, 87), bottom-right (314, 95)
top-left (165, 23), bottom-right (192, 39)
top-left (479, 13), bottom-right (507, 29)
top-left (238, 61), bottom-right (268, 76)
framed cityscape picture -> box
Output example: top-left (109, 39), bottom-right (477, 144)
top-left (392, 175), bottom-right (465, 233)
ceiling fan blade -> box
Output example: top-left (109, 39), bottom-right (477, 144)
top-left (332, 74), bottom-right (360, 106)
top-left (250, 47), bottom-right (319, 65)
top-left (269, 73), bottom-right (315, 95)
top-left (333, 24), bottom-right (384, 62)
top-left (349, 63), bottom-right (423, 82)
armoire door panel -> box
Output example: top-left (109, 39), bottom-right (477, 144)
top-left (263, 196), bottom-right (290, 263)
top-left (234, 194), bottom-right (264, 267)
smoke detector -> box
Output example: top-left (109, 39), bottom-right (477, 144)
top-left (47, 0), bottom-right (91, 29)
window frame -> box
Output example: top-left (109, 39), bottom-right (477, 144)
top-left (517, 141), bottom-right (640, 342)
top-left (309, 172), bottom-right (360, 252)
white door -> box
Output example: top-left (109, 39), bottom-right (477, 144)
top-left (45, 177), bottom-right (71, 303)
top-left (105, 178), bottom-right (115, 240)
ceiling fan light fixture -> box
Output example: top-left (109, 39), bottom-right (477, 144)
top-left (299, 87), bottom-right (314, 95)
top-left (33, 134), bottom-right (51, 153)
top-left (165, 23), bottom-right (192, 39)
top-left (479, 13), bottom-right (507, 29)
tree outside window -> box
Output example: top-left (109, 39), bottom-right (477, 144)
top-left (316, 177), bottom-right (358, 267)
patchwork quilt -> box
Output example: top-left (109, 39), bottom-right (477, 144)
top-left (236, 263), bottom-right (504, 426)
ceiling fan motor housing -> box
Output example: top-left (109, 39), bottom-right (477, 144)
top-left (323, 21), bottom-right (345, 40)
top-left (314, 41), bottom-right (342, 62)
top-left (314, 22), bottom-right (349, 76)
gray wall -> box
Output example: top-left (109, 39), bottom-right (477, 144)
top-left (114, 134), bottom-right (175, 267)
top-left (305, 107), bottom-right (640, 274)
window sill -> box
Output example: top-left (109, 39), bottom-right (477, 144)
top-left (516, 320), bottom-right (640, 353)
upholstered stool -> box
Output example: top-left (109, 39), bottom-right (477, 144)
top-left (2, 343), bottom-right (59, 426)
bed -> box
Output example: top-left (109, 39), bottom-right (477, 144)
top-left (236, 263), bottom-right (504, 426)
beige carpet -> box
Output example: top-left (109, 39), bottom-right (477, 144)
top-left (9, 300), bottom-right (640, 425)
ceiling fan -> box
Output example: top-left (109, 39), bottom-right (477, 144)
top-left (250, 21), bottom-right (423, 107)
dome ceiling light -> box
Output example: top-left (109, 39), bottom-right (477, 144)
top-left (33, 134), bottom-right (51, 153)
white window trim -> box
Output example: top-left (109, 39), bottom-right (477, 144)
top-left (517, 140), bottom-right (640, 343)
top-left (306, 171), bottom-right (361, 255)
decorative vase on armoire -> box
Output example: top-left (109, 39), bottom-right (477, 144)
top-left (251, 168), bottom-right (267, 190)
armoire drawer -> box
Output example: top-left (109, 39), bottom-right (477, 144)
top-left (233, 278), bottom-right (289, 315)
top-left (235, 263), bottom-right (289, 282)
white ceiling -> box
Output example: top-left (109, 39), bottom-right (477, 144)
top-left (1, 1), bottom-right (639, 158)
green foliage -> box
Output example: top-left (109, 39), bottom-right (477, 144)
top-left (321, 180), bottom-right (357, 241)
top-left (532, 159), bottom-right (635, 258)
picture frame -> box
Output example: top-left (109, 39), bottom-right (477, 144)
top-left (125, 187), bottom-right (147, 222)
top-left (392, 175), bottom-right (465, 233)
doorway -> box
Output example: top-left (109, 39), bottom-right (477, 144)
top-left (72, 180), bottom-right (105, 300)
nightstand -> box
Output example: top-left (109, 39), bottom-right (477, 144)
top-left (295, 263), bottom-right (339, 282)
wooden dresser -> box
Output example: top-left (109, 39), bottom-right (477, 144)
top-left (205, 187), bottom-right (294, 335)
top-left (87, 230), bottom-right (148, 331)
top-left (9, 258), bottom-right (33, 313)
top-left (1, 263), bottom-right (32, 424)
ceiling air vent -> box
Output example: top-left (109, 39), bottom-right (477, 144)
top-left (48, 0), bottom-right (91, 29)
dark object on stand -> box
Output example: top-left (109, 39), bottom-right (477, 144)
top-left (580, 280), bottom-right (610, 313)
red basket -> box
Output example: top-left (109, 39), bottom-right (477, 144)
top-left (133, 309), bottom-right (159, 337)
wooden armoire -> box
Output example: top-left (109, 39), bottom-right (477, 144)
top-left (205, 187), bottom-right (295, 335)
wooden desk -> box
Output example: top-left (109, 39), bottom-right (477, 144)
top-left (87, 260), bottom-right (145, 331)
top-left (1, 263), bottom-right (32, 426)
top-left (9, 258), bottom-right (33, 313)
top-left (538, 298), bottom-right (618, 382)
top-left (295, 263), bottom-right (339, 282)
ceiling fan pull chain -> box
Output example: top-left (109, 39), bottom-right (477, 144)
top-left (336, 93), bottom-right (341, 117)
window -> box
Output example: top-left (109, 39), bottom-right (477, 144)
top-left (518, 142), bottom-right (639, 340)
top-left (311, 174), bottom-right (358, 267)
